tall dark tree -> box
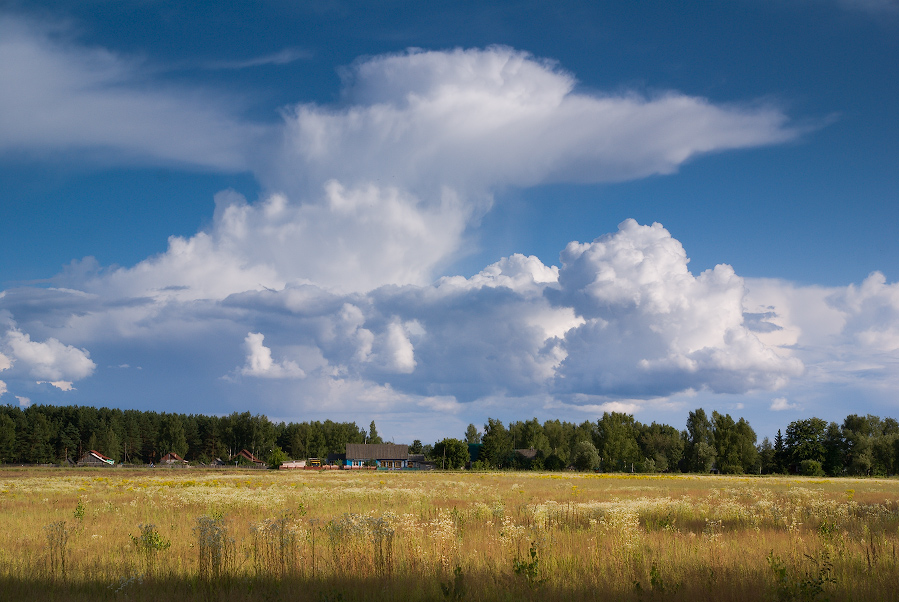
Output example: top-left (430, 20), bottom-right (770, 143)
top-left (157, 414), bottom-right (189, 458)
top-left (464, 424), bottom-right (481, 444)
top-left (773, 429), bottom-right (786, 474)
top-left (822, 422), bottom-right (845, 476)
top-left (0, 413), bottom-right (17, 463)
top-left (480, 418), bottom-right (513, 468)
top-left (639, 423), bottom-right (684, 473)
top-left (368, 420), bottom-right (383, 444)
top-left (785, 417), bottom-right (828, 471)
top-left (685, 409), bottom-right (716, 472)
top-left (758, 437), bottom-right (776, 474)
top-left (596, 412), bottom-right (640, 472)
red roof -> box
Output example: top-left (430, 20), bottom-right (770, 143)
top-left (232, 449), bottom-right (263, 464)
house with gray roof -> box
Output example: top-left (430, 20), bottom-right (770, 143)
top-left (345, 443), bottom-right (409, 469)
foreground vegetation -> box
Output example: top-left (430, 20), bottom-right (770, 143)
top-left (1, 468), bottom-right (898, 600)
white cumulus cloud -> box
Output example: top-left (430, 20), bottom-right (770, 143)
top-left (1, 325), bottom-right (95, 382)
top-left (770, 397), bottom-right (800, 411)
top-left (550, 220), bottom-right (803, 397)
top-left (240, 332), bottom-right (305, 379)
top-left (38, 380), bottom-right (75, 391)
top-left (271, 47), bottom-right (795, 198)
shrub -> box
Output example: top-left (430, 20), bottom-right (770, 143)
top-left (801, 460), bottom-right (825, 477)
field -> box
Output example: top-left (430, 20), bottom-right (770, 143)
top-left (0, 468), bottom-right (898, 601)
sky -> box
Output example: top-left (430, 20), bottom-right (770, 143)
top-left (0, 0), bottom-right (897, 444)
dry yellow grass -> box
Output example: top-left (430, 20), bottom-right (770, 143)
top-left (0, 468), bottom-right (897, 601)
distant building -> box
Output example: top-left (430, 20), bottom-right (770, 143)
top-left (160, 452), bottom-right (188, 465)
top-left (407, 453), bottom-right (435, 470)
top-left (231, 449), bottom-right (265, 466)
top-left (77, 450), bottom-right (114, 467)
top-left (514, 449), bottom-right (538, 461)
top-left (279, 460), bottom-right (307, 469)
top-left (345, 443), bottom-right (409, 469)
top-left (326, 452), bottom-right (347, 466)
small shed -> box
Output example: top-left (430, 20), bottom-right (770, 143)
top-left (408, 453), bottom-right (435, 470)
top-left (279, 460), bottom-right (307, 469)
top-left (77, 450), bottom-right (114, 467)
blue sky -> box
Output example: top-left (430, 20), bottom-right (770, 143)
top-left (0, 0), bottom-right (897, 443)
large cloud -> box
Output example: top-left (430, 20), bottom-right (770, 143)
top-left (211, 224), bottom-right (800, 405)
top-left (0, 15), bottom-right (267, 169)
top-left (547, 220), bottom-right (803, 397)
top-left (0, 33), bottom-right (862, 424)
top-left (271, 47), bottom-right (795, 199)
top-left (43, 46), bottom-right (797, 302)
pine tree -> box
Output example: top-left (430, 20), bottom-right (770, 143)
top-left (368, 420), bottom-right (383, 444)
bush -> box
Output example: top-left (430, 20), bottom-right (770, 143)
top-left (801, 459), bottom-right (825, 477)
top-left (543, 454), bottom-right (567, 471)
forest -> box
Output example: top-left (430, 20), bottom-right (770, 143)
top-left (1, 403), bottom-right (897, 477)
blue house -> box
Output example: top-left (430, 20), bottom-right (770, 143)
top-left (345, 443), bottom-right (409, 469)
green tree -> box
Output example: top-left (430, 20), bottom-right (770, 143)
top-left (542, 419), bottom-right (570, 463)
top-left (368, 420), bottom-right (383, 444)
top-left (433, 438), bottom-right (469, 469)
top-left (267, 445), bottom-right (288, 469)
top-left (711, 411), bottom-right (740, 473)
top-left (101, 424), bottom-right (121, 463)
top-left (822, 422), bottom-right (845, 476)
top-left (0, 414), bottom-right (17, 464)
top-left (480, 418), bottom-right (513, 468)
top-left (25, 410), bottom-right (53, 464)
top-left (785, 417), bottom-right (828, 471)
top-left (685, 409), bottom-right (715, 472)
top-left (157, 414), bottom-right (188, 458)
top-left (464, 424), bottom-right (481, 444)
top-left (773, 429), bottom-right (786, 474)
top-left (758, 437), bottom-right (776, 474)
top-left (734, 417), bottom-right (759, 474)
top-left (595, 412), bottom-right (640, 472)
top-left (572, 440), bottom-right (600, 471)
top-left (638, 422), bottom-right (684, 473)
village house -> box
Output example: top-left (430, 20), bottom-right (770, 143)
top-left (344, 443), bottom-right (409, 469)
top-left (231, 449), bottom-right (265, 467)
top-left (160, 452), bottom-right (188, 465)
top-left (77, 450), bottom-right (114, 467)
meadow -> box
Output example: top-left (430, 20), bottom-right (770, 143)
top-left (0, 468), bottom-right (897, 601)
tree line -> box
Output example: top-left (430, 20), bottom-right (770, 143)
top-left (0, 404), bottom-right (386, 466)
top-left (424, 409), bottom-right (899, 476)
top-left (2, 403), bottom-right (898, 476)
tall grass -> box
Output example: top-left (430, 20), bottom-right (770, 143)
top-left (0, 468), bottom-right (897, 600)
